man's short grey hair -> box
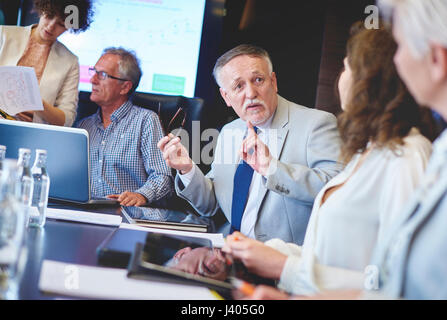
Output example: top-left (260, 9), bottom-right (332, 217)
top-left (102, 47), bottom-right (142, 95)
top-left (378, 0), bottom-right (447, 58)
top-left (212, 44), bottom-right (273, 88)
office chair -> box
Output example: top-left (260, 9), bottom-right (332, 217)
top-left (131, 92), bottom-right (205, 139)
top-left (75, 91), bottom-right (100, 123)
top-left (131, 92), bottom-right (207, 213)
top-left (75, 91), bottom-right (205, 137)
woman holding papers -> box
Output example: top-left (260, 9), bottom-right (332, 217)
top-left (0, 0), bottom-right (94, 126)
top-left (223, 22), bottom-right (437, 298)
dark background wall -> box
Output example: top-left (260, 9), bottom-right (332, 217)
top-left (209, 0), bottom-right (375, 128)
top-left (316, 0), bottom-right (376, 115)
top-left (212, 0), bottom-right (327, 127)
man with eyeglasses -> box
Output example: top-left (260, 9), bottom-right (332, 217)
top-left (76, 47), bottom-right (173, 206)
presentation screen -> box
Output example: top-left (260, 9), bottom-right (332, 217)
top-left (58, 0), bottom-right (206, 97)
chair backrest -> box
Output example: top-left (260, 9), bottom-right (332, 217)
top-left (75, 91), bottom-right (100, 123)
top-left (75, 91), bottom-right (205, 138)
top-left (75, 90), bottom-right (208, 167)
top-left (131, 92), bottom-right (205, 138)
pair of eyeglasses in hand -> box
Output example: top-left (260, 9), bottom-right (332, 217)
top-left (157, 102), bottom-right (186, 136)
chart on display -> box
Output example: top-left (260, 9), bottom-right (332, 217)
top-left (58, 0), bottom-right (206, 97)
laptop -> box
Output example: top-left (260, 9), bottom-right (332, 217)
top-left (0, 119), bottom-right (117, 204)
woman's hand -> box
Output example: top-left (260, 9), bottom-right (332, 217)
top-left (236, 285), bottom-right (290, 300)
top-left (15, 111), bottom-right (34, 122)
top-left (223, 232), bottom-right (287, 279)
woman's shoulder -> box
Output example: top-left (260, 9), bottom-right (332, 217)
top-left (53, 39), bottom-right (78, 63)
top-left (401, 128), bottom-right (433, 156)
top-left (380, 128), bottom-right (433, 169)
top-left (0, 25), bottom-right (30, 39)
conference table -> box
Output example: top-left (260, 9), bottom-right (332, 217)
top-left (17, 201), bottom-right (228, 300)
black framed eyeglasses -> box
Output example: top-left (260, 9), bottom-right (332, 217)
top-left (88, 67), bottom-right (130, 82)
top-left (158, 102), bottom-right (187, 135)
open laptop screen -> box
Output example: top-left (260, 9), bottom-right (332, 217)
top-left (0, 119), bottom-right (91, 202)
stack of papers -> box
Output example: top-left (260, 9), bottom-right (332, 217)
top-left (46, 208), bottom-right (122, 227)
top-left (0, 66), bottom-right (43, 116)
top-left (38, 260), bottom-right (218, 300)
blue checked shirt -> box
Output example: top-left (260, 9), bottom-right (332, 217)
top-left (76, 100), bottom-right (173, 202)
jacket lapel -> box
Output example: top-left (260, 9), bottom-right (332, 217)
top-left (40, 40), bottom-right (59, 89)
top-left (269, 95), bottom-right (289, 159)
top-left (257, 96), bottom-right (289, 207)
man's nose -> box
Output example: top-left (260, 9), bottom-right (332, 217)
top-left (245, 83), bottom-right (258, 100)
top-left (90, 72), bottom-right (99, 84)
top-left (47, 19), bottom-right (58, 31)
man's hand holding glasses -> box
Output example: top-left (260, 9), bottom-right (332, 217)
top-left (157, 133), bottom-right (193, 175)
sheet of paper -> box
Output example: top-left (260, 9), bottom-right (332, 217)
top-left (0, 66), bottom-right (43, 115)
top-left (119, 223), bottom-right (226, 248)
top-left (45, 207), bottom-right (122, 227)
top-left (39, 260), bottom-right (217, 300)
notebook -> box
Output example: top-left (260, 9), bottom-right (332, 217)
top-left (120, 206), bottom-right (212, 233)
top-left (0, 119), bottom-right (117, 204)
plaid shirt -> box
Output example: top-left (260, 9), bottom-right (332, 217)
top-left (76, 100), bottom-right (173, 202)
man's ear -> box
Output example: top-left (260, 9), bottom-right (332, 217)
top-left (429, 44), bottom-right (447, 83)
top-left (120, 80), bottom-right (133, 96)
top-left (270, 72), bottom-right (278, 93)
top-left (219, 87), bottom-right (232, 107)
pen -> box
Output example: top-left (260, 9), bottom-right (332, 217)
top-left (230, 277), bottom-right (256, 296)
top-left (0, 108), bottom-right (16, 120)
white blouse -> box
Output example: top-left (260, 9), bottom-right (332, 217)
top-left (266, 128), bottom-right (432, 295)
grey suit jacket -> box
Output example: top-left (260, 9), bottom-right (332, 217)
top-left (371, 129), bottom-right (447, 299)
top-left (175, 95), bottom-right (343, 245)
top-left (0, 25), bottom-right (79, 126)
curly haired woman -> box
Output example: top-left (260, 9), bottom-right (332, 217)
top-left (0, 0), bottom-right (94, 126)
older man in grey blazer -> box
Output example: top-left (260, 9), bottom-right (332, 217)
top-left (158, 44), bottom-right (343, 245)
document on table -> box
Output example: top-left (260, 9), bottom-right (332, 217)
top-left (119, 223), bottom-right (225, 248)
top-left (38, 260), bottom-right (218, 300)
top-left (46, 207), bottom-right (122, 227)
top-left (0, 66), bottom-right (43, 115)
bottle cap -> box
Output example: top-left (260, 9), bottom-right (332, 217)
top-left (0, 145), bottom-right (6, 151)
top-left (19, 148), bottom-right (31, 154)
top-left (36, 149), bottom-right (47, 154)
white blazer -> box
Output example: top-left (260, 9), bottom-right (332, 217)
top-left (0, 25), bottom-right (79, 126)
